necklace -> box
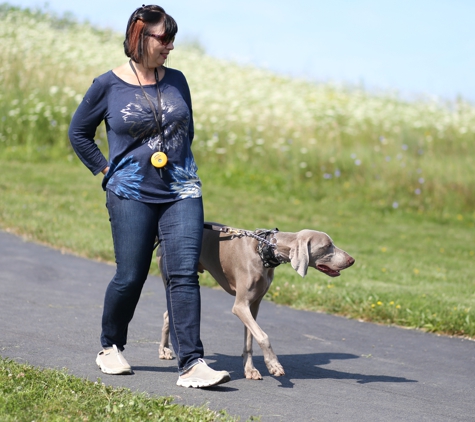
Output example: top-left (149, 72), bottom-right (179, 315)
top-left (129, 60), bottom-right (168, 173)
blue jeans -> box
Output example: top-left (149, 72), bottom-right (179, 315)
top-left (102, 190), bottom-right (204, 373)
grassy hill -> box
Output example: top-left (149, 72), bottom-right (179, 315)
top-left (0, 4), bottom-right (474, 338)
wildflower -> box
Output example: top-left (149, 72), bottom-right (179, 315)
top-left (354, 159), bottom-right (362, 166)
top-left (377, 301), bottom-right (383, 306)
top-left (413, 268), bottom-right (420, 275)
top-left (415, 189), bottom-right (421, 195)
top-left (392, 202), bottom-right (399, 209)
top-left (381, 247), bottom-right (387, 252)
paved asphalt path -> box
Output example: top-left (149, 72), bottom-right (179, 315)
top-left (1, 231), bottom-right (474, 421)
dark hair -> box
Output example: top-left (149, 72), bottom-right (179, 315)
top-left (124, 4), bottom-right (178, 63)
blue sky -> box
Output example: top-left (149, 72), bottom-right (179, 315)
top-left (9, 0), bottom-right (475, 102)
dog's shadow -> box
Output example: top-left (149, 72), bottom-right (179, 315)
top-left (211, 352), bottom-right (418, 389)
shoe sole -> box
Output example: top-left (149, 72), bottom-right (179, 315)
top-left (96, 356), bottom-right (132, 375)
top-left (176, 373), bottom-right (231, 388)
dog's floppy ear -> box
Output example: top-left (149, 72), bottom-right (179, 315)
top-left (289, 234), bottom-right (310, 277)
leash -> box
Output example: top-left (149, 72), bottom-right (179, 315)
top-left (153, 223), bottom-right (248, 251)
top-left (204, 223), bottom-right (276, 247)
top-left (204, 223), bottom-right (285, 268)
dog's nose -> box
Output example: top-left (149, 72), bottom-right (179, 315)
top-left (347, 256), bottom-right (355, 267)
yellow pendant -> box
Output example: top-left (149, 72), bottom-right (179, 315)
top-left (151, 151), bottom-right (168, 168)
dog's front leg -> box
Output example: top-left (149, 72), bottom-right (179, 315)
top-left (158, 310), bottom-right (173, 360)
top-left (233, 300), bottom-right (285, 377)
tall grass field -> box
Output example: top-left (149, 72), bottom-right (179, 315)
top-left (1, 4), bottom-right (474, 420)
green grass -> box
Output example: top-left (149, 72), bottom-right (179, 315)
top-left (0, 357), bottom-right (239, 421)
top-left (1, 4), bottom-right (475, 420)
top-left (1, 158), bottom-right (474, 338)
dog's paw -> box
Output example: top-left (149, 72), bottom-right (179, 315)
top-left (158, 345), bottom-right (174, 360)
top-left (267, 361), bottom-right (285, 377)
top-left (245, 368), bottom-right (263, 380)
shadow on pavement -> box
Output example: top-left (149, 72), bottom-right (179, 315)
top-left (211, 352), bottom-right (418, 389)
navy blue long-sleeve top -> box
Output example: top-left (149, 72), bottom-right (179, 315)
top-left (68, 67), bottom-right (201, 203)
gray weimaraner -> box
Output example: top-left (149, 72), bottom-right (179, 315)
top-left (157, 222), bottom-right (355, 380)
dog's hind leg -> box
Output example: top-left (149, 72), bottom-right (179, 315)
top-left (157, 248), bottom-right (173, 360)
top-left (242, 301), bottom-right (263, 380)
top-left (158, 310), bottom-right (173, 360)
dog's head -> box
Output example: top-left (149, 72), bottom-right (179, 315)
top-left (288, 230), bottom-right (355, 278)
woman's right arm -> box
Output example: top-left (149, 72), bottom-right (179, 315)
top-left (68, 78), bottom-right (109, 176)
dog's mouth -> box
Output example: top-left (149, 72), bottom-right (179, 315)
top-left (317, 265), bottom-right (341, 277)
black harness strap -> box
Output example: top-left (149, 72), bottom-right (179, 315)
top-left (203, 223), bottom-right (224, 232)
top-left (255, 229), bottom-right (282, 268)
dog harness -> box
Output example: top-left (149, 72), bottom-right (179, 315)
top-left (254, 229), bottom-right (283, 268)
top-left (203, 224), bottom-right (284, 268)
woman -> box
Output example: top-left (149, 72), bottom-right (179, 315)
top-left (68, 4), bottom-right (230, 388)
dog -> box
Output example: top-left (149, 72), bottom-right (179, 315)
top-left (157, 222), bottom-right (355, 380)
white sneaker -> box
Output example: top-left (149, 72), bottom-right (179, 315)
top-left (96, 345), bottom-right (132, 375)
top-left (177, 358), bottom-right (230, 388)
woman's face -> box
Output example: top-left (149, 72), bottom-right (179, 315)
top-left (143, 22), bottom-right (175, 68)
